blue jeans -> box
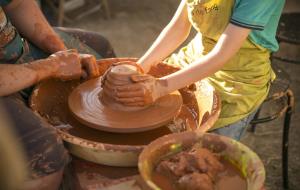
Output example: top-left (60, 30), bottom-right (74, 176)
top-left (212, 110), bottom-right (258, 141)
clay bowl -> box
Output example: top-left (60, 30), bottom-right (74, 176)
top-left (30, 58), bottom-right (221, 167)
top-left (138, 131), bottom-right (265, 190)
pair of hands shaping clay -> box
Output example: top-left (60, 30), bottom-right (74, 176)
top-left (101, 61), bottom-right (165, 109)
top-left (68, 61), bottom-right (183, 133)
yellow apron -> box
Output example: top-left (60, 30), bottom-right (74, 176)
top-left (166, 0), bottom-right (275, 129)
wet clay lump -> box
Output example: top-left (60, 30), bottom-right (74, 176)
top-left (152, 147), bottom-right (247, 190)
top-left (101, 64), bottom-right (149, 111)
top-left (68, 63), bottom-right (183, 133)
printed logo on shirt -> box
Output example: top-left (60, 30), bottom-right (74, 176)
top-left (191, 3), bottom-right (219, 16)
top-left (205, 4), bottom-right (218, 13)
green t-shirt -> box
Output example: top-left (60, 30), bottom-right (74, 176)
top-left (230, 0), bottom-right (285, 52)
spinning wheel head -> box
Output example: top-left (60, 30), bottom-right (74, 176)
top-left (68, 77), bottom-right (183, 133)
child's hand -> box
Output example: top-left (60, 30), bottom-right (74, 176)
top-left (114, 74), bottom-right (167, 107)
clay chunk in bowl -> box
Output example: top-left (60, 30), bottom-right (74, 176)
top-left (138, 131), bottom-right (265, 190)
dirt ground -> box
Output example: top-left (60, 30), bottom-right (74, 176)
top-left (63, 0), bottom-right (300, 189)
top-left (64, 0), bottom-right (181, 57)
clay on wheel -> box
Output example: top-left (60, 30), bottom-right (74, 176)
top-left (68, 77), bottom-right (182, 133)
top-left (101, 63), bottom-right (150, 112)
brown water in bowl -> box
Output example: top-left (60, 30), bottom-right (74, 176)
top-left (152, 159), bottom-right (247, 190)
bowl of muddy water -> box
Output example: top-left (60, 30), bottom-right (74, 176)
top-left (30, 58), bottom-right (221, 167)
top-left (138, 131), bottom-right (265, 190)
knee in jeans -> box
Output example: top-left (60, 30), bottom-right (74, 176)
top-left (23, 126), bottom-right (69, 179)
top-left (1, 95), bottom-right (70, 179)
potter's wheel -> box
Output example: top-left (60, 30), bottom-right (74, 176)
top-left (68, 64), bottom-right (183, 133)
top-left (30, 58), bottom-right (220, 167)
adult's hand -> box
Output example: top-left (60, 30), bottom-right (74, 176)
top-left (80, 54), bottom-right (99, 79)
top-left (0, 50), bottom-right (98, 96)
top-left (49, 49), bottom-right (82, 80)
top-left (50, 50), bottom-right (99, 80)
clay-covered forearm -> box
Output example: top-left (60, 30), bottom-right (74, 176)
top-left (138, 0), bottom-right (191, 72)
top-left (0, 59), bottom-right (58, 96)
top-left (3, 0), bottom-right (66, 53)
